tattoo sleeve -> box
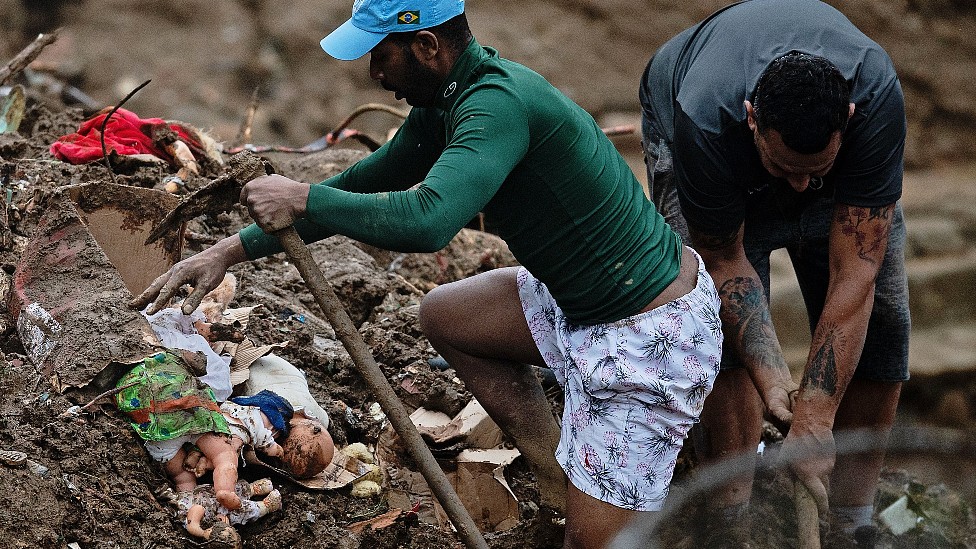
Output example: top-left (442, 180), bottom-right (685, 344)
top-left (717, 276), bottom-right (785, 370)
top-left (835, 204), bottom-right (893, 263)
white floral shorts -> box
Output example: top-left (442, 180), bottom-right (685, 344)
top-left (517, 248), bottom-right (723, 511)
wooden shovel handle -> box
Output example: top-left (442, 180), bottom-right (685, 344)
top-left (794, 478), bottom-right (821, 549)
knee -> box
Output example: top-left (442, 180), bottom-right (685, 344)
top-left (418, 286), bottom-right (451, 344)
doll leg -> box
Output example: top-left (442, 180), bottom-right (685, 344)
top-left (163, 447), bottom-right (198, 493)
top-left (207, 521), bottom-right (242, 548)
top-left (184, 503), bottom-right (210, 539)
top-left (259, 489), bottom-right (282, 515)
top-left (249, 478), bottom-right (274, 496)
top-left (196, 433), bottom-right (243, 511)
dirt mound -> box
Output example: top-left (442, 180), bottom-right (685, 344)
top-left (0, 100), bottom-right (524, 547)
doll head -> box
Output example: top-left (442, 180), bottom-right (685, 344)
top-left (281, 416), bottom-right (335, 479)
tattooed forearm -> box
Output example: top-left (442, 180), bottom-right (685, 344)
top-left (717, 276), bottom-right (787, 370)
top-left (835, 204), bottom-right (893, 262)
top-left (802, 335), bottom-right (838, 395)
top-left (801, 322), bottom-right (847, 396)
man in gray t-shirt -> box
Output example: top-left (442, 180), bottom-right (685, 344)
top-left (639, 0), bottom-right (909, 546)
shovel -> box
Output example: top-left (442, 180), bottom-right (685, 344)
top-left (794, 479), bottom-right (821, 549)
top-left (147, 152), bottom-right (489, 549)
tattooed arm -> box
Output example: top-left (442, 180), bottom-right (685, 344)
top-left (782, 202), bottom-right (894, 501)
top-left (688, 222), bottom-right (797, 429)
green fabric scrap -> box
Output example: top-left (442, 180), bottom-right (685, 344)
top-left (115, 351), bottom-right (229, 442)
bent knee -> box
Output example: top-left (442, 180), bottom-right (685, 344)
top-left (419, 279), bottom-right (481, 344)
top-left (418, 285), bottom-right (449, 340)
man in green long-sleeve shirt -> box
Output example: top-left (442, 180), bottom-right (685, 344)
top-left (133, 1), bottom-right (723, 546)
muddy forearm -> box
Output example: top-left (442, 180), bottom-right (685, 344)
top-left (208, 233), bottom-right (249, 268)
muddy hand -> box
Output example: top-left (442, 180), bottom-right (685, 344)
top-left (778, 427), bottom-right (833, 514)
top-left (129, 237), bottom-right (245, 315)
top-left (764, 382), bottom-right (798, 436)
top-left (183, 448), bottom-right (212, 478)
top-left (240, 174), bottom-right (310, 233)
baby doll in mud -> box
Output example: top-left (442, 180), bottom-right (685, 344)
top-left (123, 275), bottom-right (335, 540)
top-left (155, 476), bottom-right (280, 546)
top-left (116, 352), bottom-right (335, 538)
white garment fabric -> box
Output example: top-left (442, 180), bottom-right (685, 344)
top-left (219, 401), bottom-right (278, 453)
top-left (244, 354), bottom-right (331, 429)
top-left (143, 308), bottom-right (233, 401)
top-left (145, 434), bottom-right (201, 463)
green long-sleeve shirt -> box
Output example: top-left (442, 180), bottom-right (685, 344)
top-left (240, 38), bottom-right (681, 324)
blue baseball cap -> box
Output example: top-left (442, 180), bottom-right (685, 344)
top-left (321, 0), bottom-right (465, 61)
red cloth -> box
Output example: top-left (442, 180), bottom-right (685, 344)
top-left (49, 107), bottom-right (205, 165)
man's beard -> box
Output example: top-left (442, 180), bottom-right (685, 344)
top-left (395, 46), bottom-right (442, 107)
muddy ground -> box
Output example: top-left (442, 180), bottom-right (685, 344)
top-left (1, 1), bottom-right (975, 548)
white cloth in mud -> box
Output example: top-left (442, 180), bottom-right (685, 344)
top-left (244, 354), bottom-right (330, 430)
top-left (143, 308), bottom-right (233, 401)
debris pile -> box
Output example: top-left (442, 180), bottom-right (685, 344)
top-left (0, 30), bottom-right (541, 549)
top-left (0, 22), bottom-right (975, 549)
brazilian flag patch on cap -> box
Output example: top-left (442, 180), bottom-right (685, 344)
top-left (397, 11), bottom-right (420, 24)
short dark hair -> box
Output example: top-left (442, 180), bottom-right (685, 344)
top-left (385, 12), bottom-right (472, 55)
top-left (752, 51), bottom-right (852, 154)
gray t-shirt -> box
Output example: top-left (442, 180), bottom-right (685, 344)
top-left (639, 0), bottom-right (906, 237)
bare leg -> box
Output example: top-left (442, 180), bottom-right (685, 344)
top-left (163, 448), bottom-right (198, 493)
top-left (564, 483), bottom-right (645, 549)
top-left (419, 267), bottom-right (567, 511)
top-left (830, 379), bottom-right (902, 506)
top-left (694, 367), bottom-right (764, 507)
top-left (196, 434), bottom-right (244, 511)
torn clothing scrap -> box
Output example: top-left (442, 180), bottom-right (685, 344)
top-left (49, 106), bottom-right (215, 165)
top-left (115, 351), bottom-right (230, 442)
top-left (219, 401), bottom-right (280, 454)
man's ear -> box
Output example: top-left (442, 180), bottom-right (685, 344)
top-left (412, 30), bottom-right (439, 61)
top-left (848, 102), bottom-right (855, 119)
top-left (744, 100), bottom-right (758, 132)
